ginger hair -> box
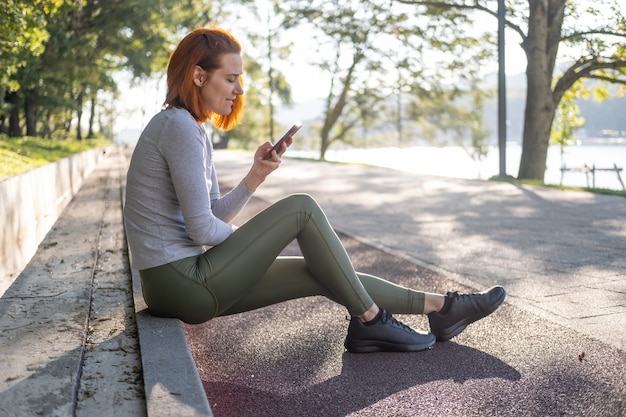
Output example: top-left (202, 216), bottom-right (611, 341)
top-left (164, 27), bottom-right (244, 130)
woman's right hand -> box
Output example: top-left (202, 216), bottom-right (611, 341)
top-left (243, 138), bottom-right (292, 191)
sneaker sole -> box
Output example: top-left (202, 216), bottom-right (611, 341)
top-left (344, 337), bottom-right (435, 353)
top-left (436, 288), bottom-right (506, 342)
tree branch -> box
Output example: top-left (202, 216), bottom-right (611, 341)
top-left (395, 0), bottom-right (526, 40)
top-left (584, 74), bottom-right (626, 86)
top-left (562, 29), bottom-right (626, 43)
top-left (553, 58), bottom-right (626, 102)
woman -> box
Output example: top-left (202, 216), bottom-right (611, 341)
top-left (124, 27), bottom-right (505, 353)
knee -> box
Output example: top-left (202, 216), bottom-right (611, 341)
top-left (285, 193), bottom-right (319, 210)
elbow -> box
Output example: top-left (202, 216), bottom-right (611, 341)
top-left (187, 221), bottom-right (232, 247)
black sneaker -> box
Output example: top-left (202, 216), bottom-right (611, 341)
top-left (344, 308), bottom-right (435, 353)
top-left (428, 286), bottom-right (506, 342)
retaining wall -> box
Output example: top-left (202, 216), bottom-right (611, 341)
top-left (0, 147), bottom-right (110, 296)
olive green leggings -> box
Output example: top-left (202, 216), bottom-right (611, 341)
top-left (139, 193), bottom-right (425, 324)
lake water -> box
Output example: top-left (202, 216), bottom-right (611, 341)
top-left (290, 143), bottom-right (626, 191)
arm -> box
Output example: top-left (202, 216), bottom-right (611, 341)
top-left (209, 167), bottom-right (253, 223)
top-left (211, 135), bottom-right (292, 221)
top-left (243, 135), bottom-right (294, 191)
top-left (159, 117), bottom-right (234, 246)
top-left (209, 140), bottom-right (287, 221)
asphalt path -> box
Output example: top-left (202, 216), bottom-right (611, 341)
top-left (184, 150), bottom-right (626, 417)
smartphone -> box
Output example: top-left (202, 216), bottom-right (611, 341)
top-left (263, 122), bottom-right (302, 160)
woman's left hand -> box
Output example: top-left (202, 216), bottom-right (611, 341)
top-left (244, 136), bottom-right (293, 191)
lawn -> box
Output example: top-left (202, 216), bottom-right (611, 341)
top-left (0, 136), bottom-right (111, 179)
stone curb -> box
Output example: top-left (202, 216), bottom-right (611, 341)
top-left (120, 146), bottom-right (214, 417)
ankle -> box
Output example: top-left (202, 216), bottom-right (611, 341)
top-left (438, 295), bottom-right (452, 314)
top-left (423, 293), bottom-right (446, 314)
top-left (358, 304), bottom-right (380, 323)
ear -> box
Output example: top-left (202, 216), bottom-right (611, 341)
top-left (193, 66), bottom-right (205, 87)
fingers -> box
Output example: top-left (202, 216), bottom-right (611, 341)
top-left (275, 137), bottom-right (292, 157)
top-left (259, 136), bottom-right (292, 161)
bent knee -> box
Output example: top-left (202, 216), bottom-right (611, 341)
top-left (284, 193), bottom-right (319, 210)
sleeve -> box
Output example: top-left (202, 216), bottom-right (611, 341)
top-left (158, 117), bottom-right (234, 247)
top-left (210, 169), bottom-right (254, 223)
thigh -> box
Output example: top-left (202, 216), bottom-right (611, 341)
top-left (200, 194), bottom-right (318, 314)
top-left (139, 261), bottom-right (218, 324)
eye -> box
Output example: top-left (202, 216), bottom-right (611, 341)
top-left (227, 78), bottom-right (236, 83)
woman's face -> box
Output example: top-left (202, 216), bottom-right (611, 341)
top-left (195, 53), bottom-right (244, 115)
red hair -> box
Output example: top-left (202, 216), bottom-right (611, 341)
top-left (165, 27), bottom-right (244, 130)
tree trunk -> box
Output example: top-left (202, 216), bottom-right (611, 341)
top-left (87, 92), bottom-right (96, 138)
top-left (517, 0), bottom-right (565, 181)
top-left (41, 111), bottom-right (52, 138)
top-left (6, 91), bottom-right (22, 137)
top-left (76, 87), bottom-right (85, 140)
top-left (24, 89), bottom-right (38, 137)
top-left (319, 51), bottom-right (362, 160)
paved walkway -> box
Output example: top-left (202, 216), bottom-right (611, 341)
top-left (185, 149), bottom-right (626, 417)
top-left (212, 150), bottom-right (626, 352)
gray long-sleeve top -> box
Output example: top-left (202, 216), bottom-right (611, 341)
top-left (124, 107), bottom-right (253, 270)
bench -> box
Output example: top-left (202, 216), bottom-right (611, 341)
top-left (559, 163), bottom-right (625, 190)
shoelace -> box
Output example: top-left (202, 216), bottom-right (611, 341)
top-left (448, 290), bottom-right (474, 301)
top-left (380, 309), bottom-right (415, 333)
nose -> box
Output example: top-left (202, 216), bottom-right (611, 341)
top-left (234, 77), bottom-right (244, 95)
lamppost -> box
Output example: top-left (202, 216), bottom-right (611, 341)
top-left (497, 0), bottom-right (509, 178)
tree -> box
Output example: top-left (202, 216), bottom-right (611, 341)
top-left (236, 1), bottom-right (294, 145)
top-left (0, 0), bottom-right (63, 90)
top-left (0, 0), bottom-right (63, 135)
top-left (282, 0), bottom-right (492, 160)
top-left (2, 0), bottom-right (231, 138)
top-left (397, 0), bottom-right (626, 182)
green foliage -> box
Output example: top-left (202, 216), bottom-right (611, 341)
top-left (281, 0), bottom-right (495, 159)
top-left (0, 0), bottom-right (63, 90)
top-left (0, 0), bottom-right (282, 147)
top-left (4, 0), bottom-right (623, 176)
top-left (232, 1), bottom-right (295, 146)
top-left (0, 135), bottom-right (111, 178)
top-left (550, 82), bottom-right (585, 152)
top-left (0, 0), bottom-right (232, 139)
top-left (394, 0), bottom-right (626, 182)
top-left (466, 88), bottom-right (492, 162)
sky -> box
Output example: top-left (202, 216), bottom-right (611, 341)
top-left (113, 5), bottom-right (528, 137)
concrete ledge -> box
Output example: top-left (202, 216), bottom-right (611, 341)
top-left (131, 270), bottom-right (213, 417)
top-left (0, 146), bottom-right (109, 296)
top-left (120, 147), bottom-right (213, 417)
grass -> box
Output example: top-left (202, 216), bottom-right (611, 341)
top-left (0, 135), bottom-right (111, 179)
top-left (490, 176), bottom-right (626, 197)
